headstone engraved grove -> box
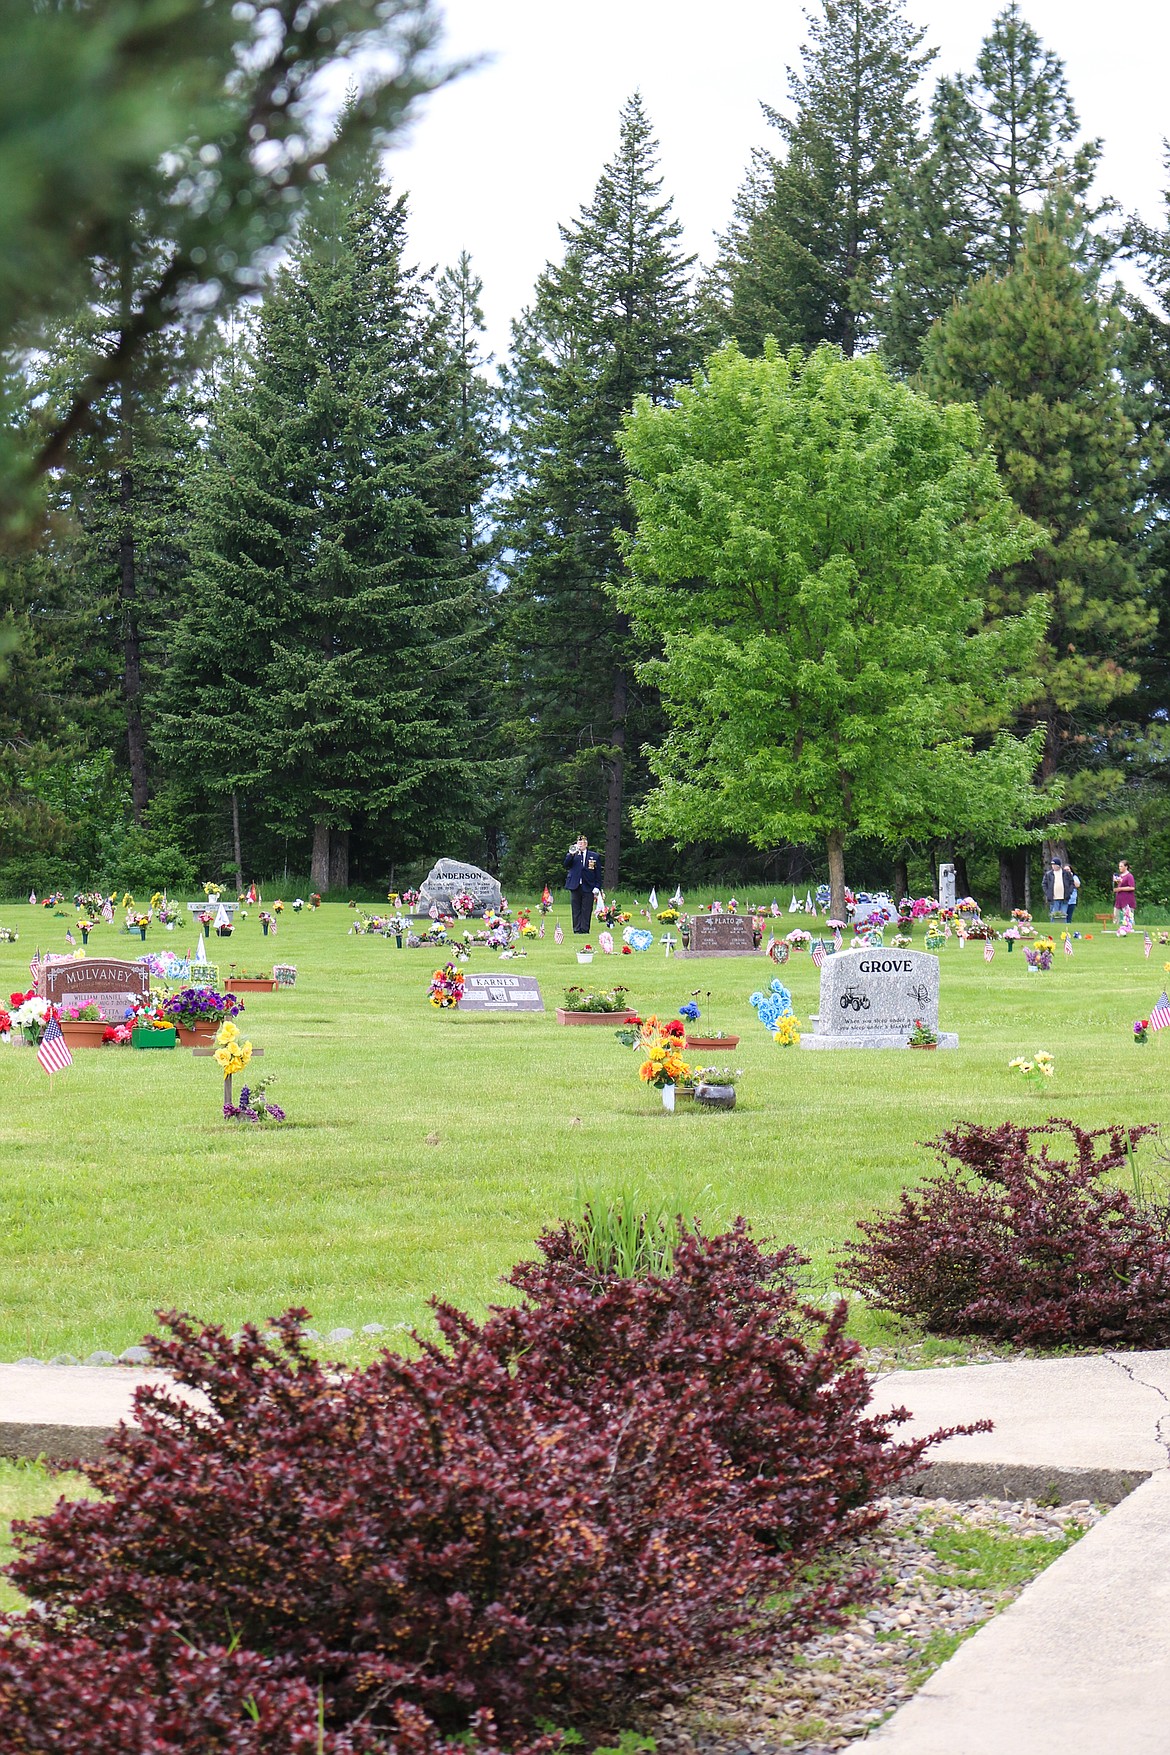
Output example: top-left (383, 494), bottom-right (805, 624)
top-left (38, 957), bottom-right (151, 1016)
top-left (457, 974), bottom-right (544, 1012)
top-left (799, 948), bottom-right (958, 1050)
top-left (680, 914), bottom-right (760, 958)
top-left (417, 859), bottom-right (503, 918)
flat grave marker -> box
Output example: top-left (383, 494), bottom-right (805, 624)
top-left (457, 973), bottom-right (544, 1013)
top-left (679, 914), bottom-right (761, 958)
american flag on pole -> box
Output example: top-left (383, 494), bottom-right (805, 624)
top-left (37, 1014), bottom-right (72, 1076)
top-left (1064, 934), bottom-right (1073, 957)
top-left (833, 928), bottom-right (843, 951)
top-left (28, 947), bottom-right (41, 984)
top-left (65, 928), bottom-right (75, 947)
top-left (1145, 933), bottom-right (1153, 960)
top-left (1151, 993), bottom-right (1170, 1033)
top-left (812, 943), bottom-right (825, 968)
top-left (984, 939), bottom-right (995, 962)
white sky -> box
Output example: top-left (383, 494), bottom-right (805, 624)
top-left (382, 0), bottom-right (1170, 360)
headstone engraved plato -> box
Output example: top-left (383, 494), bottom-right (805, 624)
top-left (417, 859), bottom-right (503, 918)
top-left (38, 957), bottom-right (151, 1016)
top-left (800, 948), bottom-right (958, 1050)
top-left (457, 974), bottom-right (544, 1012)
top-left (938, 863), bottom-right (957, 909)
top-left (679, 914), bottom-right (760, 958)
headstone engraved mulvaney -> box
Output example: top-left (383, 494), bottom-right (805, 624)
top-left (38, 957), bottom-right (151, 1014)
top-left (416, 859), bottom-right (503, 918)
top-left (457, 974), bottom-right (544, 1013)
top-left (799, 948), bottom-right (958, 1050)
top-left (679, 914), bottom-right (761, 958)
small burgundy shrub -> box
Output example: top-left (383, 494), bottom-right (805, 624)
top-left (838, 1118), bottom-right (1167, 1346)
top-left (2, 1225), bottom-right (952, 1751)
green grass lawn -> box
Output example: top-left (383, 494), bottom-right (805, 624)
top-left (0, 899), bottom-right (1164, 1360)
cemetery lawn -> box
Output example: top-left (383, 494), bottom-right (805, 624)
top-left (0, 904), bottom-right (1164, 1362)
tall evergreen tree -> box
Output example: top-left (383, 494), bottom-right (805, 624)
top-left (713, 0), bottom-right (933, 358)
top-left (923, 202), bottom-right (1156, 903)
top-left (884, 3), bottom-right (1103, 372)
top-left (501, 94), bottom-right (701, 887)
top-left (1122, 149), bottom-right (1170, 722)
top-left (158, 166), bottom-right (494, 891)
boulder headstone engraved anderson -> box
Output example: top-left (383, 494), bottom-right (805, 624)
top-left (800, 948), bottom-right (958, 1049)
top-left (416, 859), bottom-right (502, 918)
top-left (38, 957), bottom-right (151, 1014)
top-left (680, 914), bottom-right (760, 958)
top-left (457, 973), bottom-right (544, 1013)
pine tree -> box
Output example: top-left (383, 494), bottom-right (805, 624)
top-left (501, 94), bottom-right (701, 887)
top-left (714, 0), bottom-right (933, 358)
top-left (884, 2), bottom-right (1103, 372)
top-left (1122, 150), bottom-right (1170, 723)
top-left (157, 166), bottom-right (494, 891)
top-left (923, 201), bottom-right (1156, 900)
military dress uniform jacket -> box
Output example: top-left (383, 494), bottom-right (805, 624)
top-left (563, 847), bottom-right (601, 891)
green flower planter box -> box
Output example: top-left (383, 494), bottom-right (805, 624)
top-left (132, 1026), bottom-right (176, 1050)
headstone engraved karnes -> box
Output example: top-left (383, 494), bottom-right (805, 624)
top-left (417, 859), bottom-right (502, 918)
top-left (38, 957), bottom-right (151, 1014)
top-left (457, 974), bottom-right (543, 1012)
top-left (800, 948), bottom-right (958, 1050)
top-left (680, 914), bottom-right (760, 958)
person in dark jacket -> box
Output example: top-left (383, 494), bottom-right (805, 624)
top-left (563, 835), bottom-right (601, 934)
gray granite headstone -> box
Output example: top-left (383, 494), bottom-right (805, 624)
top-left (800, 948), bottom-right (958, 1050)
top-left (938, 863), bottom-right (957, 908)
top-left (417, 859), bottom-right (502, 917)
top-left (458, 973), bottom-right (544, 1013)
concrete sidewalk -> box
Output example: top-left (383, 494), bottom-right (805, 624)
top-left (0, 1362), bottom-right (195, 1460)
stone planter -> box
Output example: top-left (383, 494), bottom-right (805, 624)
top-left (696, 1083), bottom-right (736, 1109)
top-left (684, 1034), bottom-right (740, 1050)
top-left (556, 1008), bottom-right (638, 1026)
top-left (224, 978), bottom-right (277, 993)
top-left (59, 1019), bottom-right (109, 1049)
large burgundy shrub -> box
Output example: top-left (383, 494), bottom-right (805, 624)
top-left (2, 1225), bottom-right (949, 1751)
top-left (838, 1118), bottom-right (1167, 1346)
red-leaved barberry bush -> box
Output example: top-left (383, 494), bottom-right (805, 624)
top-left (0, 1222), bottom-right (960, 1752)
top-left (837, 1118), bottom-right (1168, 1346)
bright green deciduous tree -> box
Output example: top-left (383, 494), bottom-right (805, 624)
top-left (714, 0), bottom-right (934, 358)
top-left (923, 203), bottom-right (1156, 896)
top-left (617, 344), bottom-right (1049, 920)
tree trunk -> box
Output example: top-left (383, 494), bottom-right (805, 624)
top-left (999, 852), bottom-right (1016, 916)
top-left (311, 821), bottom-right (331, 892)
top-left (954, 854), bottom-right (971, 899)
top-left (826, 828), bottom-right (846, 923)
top-left (603, 658), bottom-right (628, 891)
top-left (231, 791), bottom-right (244, 894)
top-left (328, 828), bottom-right (349, 893)
top-left (893, 857), bottom-right (908, 903)
top-left (1023, 858), bottom-right (1032, 915)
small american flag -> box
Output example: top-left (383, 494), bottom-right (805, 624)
top-left (812, 943), bottom-right (825, 968)
top-left (1145, 934), bottom-right (1153, 960)
top-left (28, 947), bottom-right (41, 983)
top-left (1064, 934), bottom-right (1073, 957)
top-left (37, 1015), bottom-right (72, 1076)
top-left (984, 939), bottom-right (995, 963)
top-left (65, 928), bottom-right (75, 947)
top-left (1151, 993), bottom-right (1170, 1033)
top-left (832, 929), bottom-right (843, 951)
top-left (553, 924), bottom-right (564, 945)
top-left (538, 919), bottom-right (545, 939)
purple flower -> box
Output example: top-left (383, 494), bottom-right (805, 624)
top-left (265, 1103), bottom-right (286, 1120)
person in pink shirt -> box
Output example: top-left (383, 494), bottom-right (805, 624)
top-left (1113, 859), bottom-right (1136, 925)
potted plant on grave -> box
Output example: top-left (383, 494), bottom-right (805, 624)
top-left (58, 1001), bottom-right (111, 1049)
top-left (637, 1019), bottom-right (694, 1111)
top-left (908, 1019), bottom-right (938, 1050)
top-left (557, 983), bottom-right (636, 1026)
top-left (9, 990), bottom-right (51, 1046)
top-left (693, 1064), bottom-right (741, 1110)
top-left (130, 1005), bottom-right (177, 1049)
top-left (159, 987), bottom-right (244, 1045)
top-left (225, 966), bottom-right (278, 993)
top-left (678, 995), bottom-right (740, 1051)
top-left (577, 941), bottom-right (594, 964)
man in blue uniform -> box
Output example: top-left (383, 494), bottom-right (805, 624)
top-left (563, 834), bottom-right (601, 934)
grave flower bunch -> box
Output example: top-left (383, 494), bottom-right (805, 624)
top-left (1134, 1018), bottom-right (1150, 1045)
top-left (450, 889), bottom-right (477, 918)
top-left (213, 1019), bottom-right (253, 1077)
top-left (0, 1009), bottom-right (10, 1041)
top-left (562, 983), bottom-right (631, 1014)
top-left (102, 1023), bottom-right (132, 1046)
top-left (0, 925), bottom-right (19, 942)
top-left (785, 927), bottom-right (812, 947)
top-left (773, 1015), bottom-right (802, 1047)
top-left (638, 1021), bottom-right (692, 1089)
top-left (1009, 1050), bottom-right (1055, 1083)
top-left (224, 1077), bottom-right (285, 1124)
top-left (428, 963), bottom-right (465, 1007)
top-left (1024, 938), bottom-right (1055, 971)
top-left (9, 990), bottom-right (51, 1043)
top-left (159, 987), bottom-right (244, 1030)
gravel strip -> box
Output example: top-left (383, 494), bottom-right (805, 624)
top-left (647, 1495), bottom-right (1102, 1754)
